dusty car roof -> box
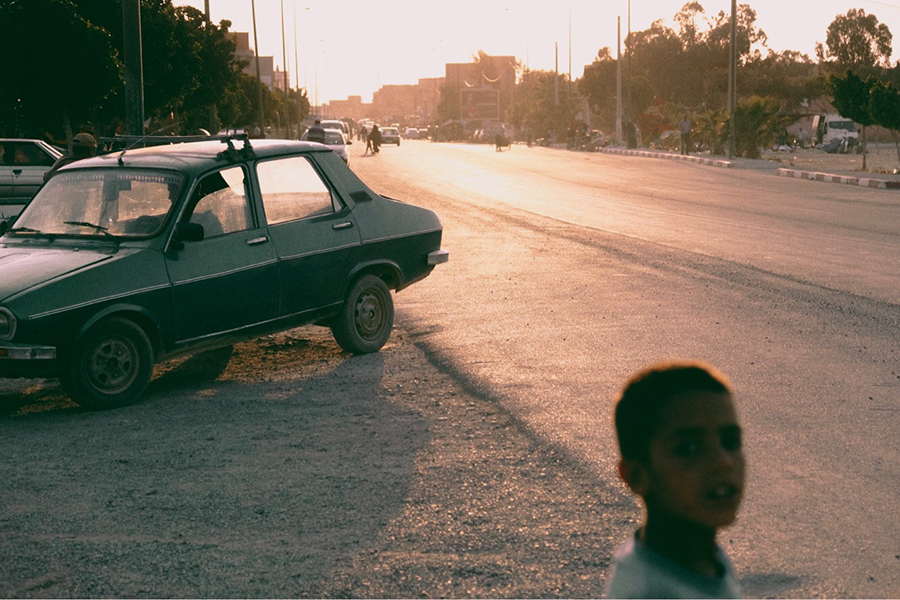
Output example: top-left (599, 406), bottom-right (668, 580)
top-left (75, 138), bottom-right (329, 173)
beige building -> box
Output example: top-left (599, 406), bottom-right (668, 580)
top-left (229, 32), bottom-right (276, 91)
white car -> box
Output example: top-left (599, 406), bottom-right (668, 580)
top-left (403, 128), bottom-right (419, 139)
top-left (302, 128), bottom-right (350, 164)
top-left (0, 139), bottom-right (62, 220)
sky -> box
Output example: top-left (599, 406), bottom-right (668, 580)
top-left (174, 0), bottom-right (900, 105)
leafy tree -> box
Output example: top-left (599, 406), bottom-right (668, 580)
top-left (578, 49), bottom-right (618, 133)
top-left (868, 79), bottom-right (900, 162)
top-left (817, 9), bottom-right (892, 74)
top-left (510, 69), bottom-right (576, 142)
top-left (0, 0), bottom-right (121, 139)
top-left (829, 70), bottom-right (876, 169)
top-left (729, 95), bottom-right (792, 158)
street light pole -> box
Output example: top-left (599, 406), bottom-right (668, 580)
top-left (281, 0), bottom-right (291, 139)
top-left (727, 0), bottom-right (736, 158)
top-left (251, 0), bottom-right (266, 137)
top-left (122, 0), bottom-right (144, 136)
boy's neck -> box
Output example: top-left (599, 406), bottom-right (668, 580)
top-left (639, 508), bottom-right (723, 578)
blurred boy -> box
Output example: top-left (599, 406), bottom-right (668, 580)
top-left (606, 361), bottom-right (745, 598)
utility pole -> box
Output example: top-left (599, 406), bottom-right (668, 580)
top-left (123, 0), bottom-right (144, 136)
top-left (616, 17), bottom-right (622, 144)
top-left (727, 0), bottom-right (736, 158)
top-left (205, 0), bottom-right (217, 133)
top-left (251, 0), bottom-right (265, 137)
top-left (554, 42), bottom-right (559, 107)
top-left (280, 0), bottom-right (291, 139)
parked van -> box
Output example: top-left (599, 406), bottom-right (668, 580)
top-left (812, 114), bottom-right (859, 146)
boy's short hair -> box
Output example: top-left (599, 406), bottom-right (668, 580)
top-left (614, 361), bottom-right (732, 462)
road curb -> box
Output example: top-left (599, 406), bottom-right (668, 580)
top-left (775, 167), bottom-right (900, 190)
top-left (601, 147), bottom-right (733, 168)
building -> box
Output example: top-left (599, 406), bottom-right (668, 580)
top-left (229, 32), bottom-right (276, 90)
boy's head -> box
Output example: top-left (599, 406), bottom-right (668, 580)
top-left (614, 361), bottom-right (745, 530)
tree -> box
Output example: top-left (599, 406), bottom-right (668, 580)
top-left (0, 0), bottom-right (121, 139)
top-left (869, 79), bottom-right (900, 162)
top-left (818, 9), bottom-right (892, 75)
top-left (829, 70), bottom-right (877, 169)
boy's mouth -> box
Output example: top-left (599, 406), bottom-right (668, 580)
top-left (705, 484), bottom-right (740, 501)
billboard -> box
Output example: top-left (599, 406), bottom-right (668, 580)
top-left (461, 88), bottom-right (500, 121)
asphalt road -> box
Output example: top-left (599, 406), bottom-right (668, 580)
top-left (1, 140), bottom-right (897, 598)
top-left (353, 140), bottom-right (900, 598)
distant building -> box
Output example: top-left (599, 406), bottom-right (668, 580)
top-left (446, 55), bottom-right (516, 128)
top-left (229, 31), bottom-right (276, 91)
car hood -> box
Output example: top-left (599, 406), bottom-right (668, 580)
top-left (0, 246), bottom-right (117, 302)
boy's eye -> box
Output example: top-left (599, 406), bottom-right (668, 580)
top-left (673, 439), bottom-right (702, 457)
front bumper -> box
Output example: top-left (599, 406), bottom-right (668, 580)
top-left (0, 342), bottom-right (59, 378)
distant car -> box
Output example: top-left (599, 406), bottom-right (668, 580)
top-left (0, 135), bottom-right (448, 409)
top-left (302, 128), bottom-right (350, 164)
top-left (319, 119), bottom-right (352, 143)
top-left (381, 127), bottom-right (401, 146)
top-left (403, 128), bottom-right (419, 139)
top-left (0, 139), bottom-right (62, 220)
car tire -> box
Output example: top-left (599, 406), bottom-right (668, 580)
top-left (330, 274), bottom-right (394, 354)
top-left (61, 317), bottom-right (154, 410)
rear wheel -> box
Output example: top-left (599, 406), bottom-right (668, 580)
top-left (61, 318), bottom-right (154, 410)
top-left (330, 275), bottom-right (394, 354)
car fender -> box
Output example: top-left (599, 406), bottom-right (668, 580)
top-left (344, 260), bottom-right (403, 294)
top-left (75, 303), bottom-right (163, 353)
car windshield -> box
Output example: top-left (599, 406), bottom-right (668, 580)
top-left (323, 131), bottom-right (345, 145)
top-left (830, 121), bottom-right (857, 131)
top-left (11, 168), bottom-right (184, 238)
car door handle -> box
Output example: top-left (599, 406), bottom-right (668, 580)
top-left (332, 222), bottom-right (354, 230)
top-left (12, 169), bottom-right (22, 176)
top-left (246, 236), bottom-right (269, 246)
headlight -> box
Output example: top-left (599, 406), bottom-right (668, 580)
top-left (0, 308), bottom-right (17, 340)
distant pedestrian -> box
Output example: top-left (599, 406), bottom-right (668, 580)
top-left (305, 119), bottom-right (326, 144)
top-left (605, 361), bottom-right (745, 599)
top-left (679, 117), bottom-right (692, 155)
top-left (368, 124), bottom-right (382, 154)
top-left (44, 132), bottom-right (97, 181)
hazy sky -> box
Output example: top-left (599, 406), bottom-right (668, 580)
top-left (174, 1), bottom-right (900, 105)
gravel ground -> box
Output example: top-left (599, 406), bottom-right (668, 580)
top-left (1, 323), bottom-right (633, 598)
top-left (758, 143), bottom-right (900, 179)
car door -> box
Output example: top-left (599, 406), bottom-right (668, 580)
top-left (255, 154), bottom-right (361, 317)
top-left (0, 143), bottom-right (17, 218)
top-left (165, 165), bottom-right (280, 343)
top-left (8, 141), bottom-right (56, 202)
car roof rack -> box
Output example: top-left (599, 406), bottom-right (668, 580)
top-left (97, 134), bottom-right (255, 165)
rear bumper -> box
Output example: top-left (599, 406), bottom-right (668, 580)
top-left (428, 249), bottom-right (449, 265)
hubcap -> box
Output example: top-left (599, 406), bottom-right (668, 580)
top-left (86, 336), bottom-right (139, 394)
top-left (354, 290), bottom-right (385, 340)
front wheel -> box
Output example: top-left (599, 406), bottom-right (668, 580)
top-left (60, 318), bottom-right (154, 410)
top-left (330, 275), bottom-right (394, 354)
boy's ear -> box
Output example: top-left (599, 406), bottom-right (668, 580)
top-left (618, 458), bottom-right (650, 496)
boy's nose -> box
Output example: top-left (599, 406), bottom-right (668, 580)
top-left (712, 444), bottom-right (743, 471)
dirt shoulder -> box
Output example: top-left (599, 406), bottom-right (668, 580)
top-left (0, 322), bottom-right (632, 598)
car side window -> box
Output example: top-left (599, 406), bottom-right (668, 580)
top-left (187, 166), bottom-right (252, 238)
top-left (257, 156), bottom-right (338, 225)
top-left (12, 142), bottom-right (55, 166)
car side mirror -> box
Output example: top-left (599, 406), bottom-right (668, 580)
top-left (173, 221), bottom-right (205, 242)
top-left (0, 220), bottom-right (8, 236)
top-left (350, 191), bottom-right (372, 203)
